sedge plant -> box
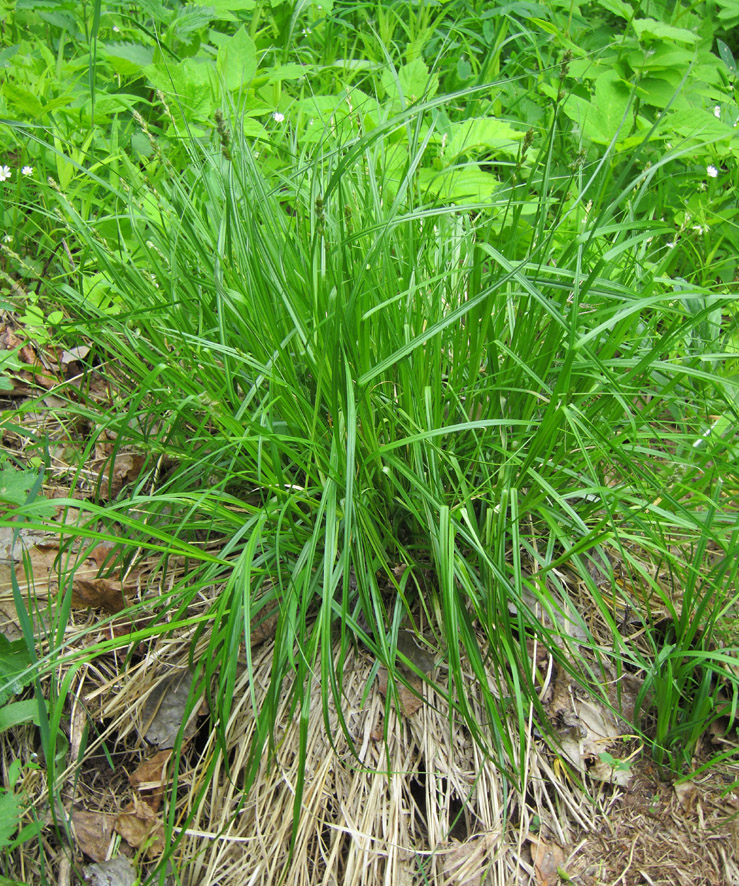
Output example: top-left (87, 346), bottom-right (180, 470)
top-left (5, 80), bottom-right (739, 878)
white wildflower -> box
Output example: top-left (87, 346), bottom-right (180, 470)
top-left (272, 112), bottom-right (285, 123)
top-left (0, 166), bottom-right (11, 182)
top-left (21, 165), bottom-right (33, 176)
top-left (706, 165), bottom-right (718, 178)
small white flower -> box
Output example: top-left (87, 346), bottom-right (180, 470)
top-left (2, 234), bottom-right (12, 243)
top-left (0, 166), bottom-right (11, 182)
top-left (302, 27), bottom-right (312, 35)
top-left (21, 165), bottom-right (33, 176)
top-left (706, 164), bottom-right (718, 178)
top-left (714, 105), bottom-right (721, 118)
top-left (666, 240), bottom-right (676, 249)
top-left (272, 112), bottom-right (285, 123)
top-left (113, 25), bottom-right (120, 32)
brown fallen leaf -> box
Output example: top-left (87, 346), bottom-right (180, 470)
top-left (129, 750), bottom-right (172, 812)
top-left (72, 810), bottom-right (116, 863)
top-left (115, 798), bottom-right (164, 859)
top-left (548, 664), bottom-right (633, 786)
top-left (531, 834), bottom-right (565, 886)
top-left (377, 667), bottom-right (424, 717)
top-left (140, 669), bottom-right (199, 749)
top-left (3, 541), bottom-right (130, 613)
top-left (73, 543), bottom-right (127, 612)
top-left (85, 542), bottom-right (120, 571)
top-left (71, 577), bottom-right (126, 614)
top-left (248, 608), bottom-right (280, 646)
top-left (62, 345), bottom-right (91, 364)
top-left (674, 780), bottom-right (698, 813)
top-left (441, 832), bottom-right (499, 886)
top-left (17, 348), bottom-right (59, 390)
top-left (93, 451), bottom-right (147, 500)
top-left (3, 542), bottom-right (61, 597)
top-left (374, 629), bottom-right (435, 717)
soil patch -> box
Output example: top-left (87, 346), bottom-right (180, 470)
top-left (566, 761), bottom-right (739, 885)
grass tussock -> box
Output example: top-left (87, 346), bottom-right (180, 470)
top-left (0, 1), bottom-right (738, 880)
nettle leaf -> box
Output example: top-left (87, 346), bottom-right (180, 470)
top-left (146, 58), bottom-right (215, 119)
top-left (217, 25), bottom-right (257, 91)
top-left (306, 0), bottom-right (333, 13)
top-left (1, 83), bottom-right (44, 118)
top-left (38, 10), bottom-right (78, 32)
top-left (595, 0), bottom-right (633, 20)
top-left (634, 76), bottom-right (690, 110)
top-left (78, 93), bottom-right (140, 121)
top-left (266, 63), bottom-right (310, 82)
top-left (133, 0), bottom-right (171, 23)
top-left (295, 93), bottom-right (350, 124)
top-left (242, 115), bottom-right (268, 138)
top-left (81, 271), bottom-right (123, 314)
top-left (0, 637), bottom-right (34, 706)
top-left (624, 43), bottom-right (696, 73)
top-left (16, 0), bottom-right (76, 8)
top-left (666, 107), bottom-right (735, 145)
top-left (205, 0), bottom-right (256, 21)
top-left (381, 59), bottom-right (439, 107)
top-left (444, 116), bottom-right (523, 164)
top-left (418, 164), bottom-right (498, 204)
top-left (632, 17), bottom-right (699, 45)
top-left (102, 42), bottom-right (155, 76)
top-left (0, 790), bottom-right (23, 849)
top-left (0, 464), bottom-right (35, 507)
top-left (169, 5), bottom-right (214, 40)
top-left (295, 91), bottom-right (378, 142)
top-left (0, 350), bottom-right (23, 392)
top-left (558, 70), bottom-right (636, 146)
top-left (717, 0), bottom-right (739, 26)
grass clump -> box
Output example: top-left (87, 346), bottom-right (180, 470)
top-left (39, 90), bottom-right (738, 780)
top-left (0, 1), bottom-right (738, 881)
